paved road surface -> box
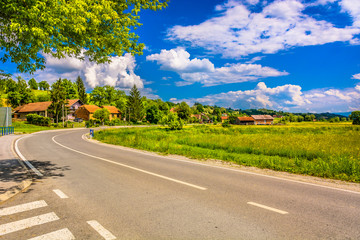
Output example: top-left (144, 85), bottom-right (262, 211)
top-left (1, 128), bottom-right (360, 239)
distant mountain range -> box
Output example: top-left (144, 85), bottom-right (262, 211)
top-left (332, 112), bottom-right (352, 117)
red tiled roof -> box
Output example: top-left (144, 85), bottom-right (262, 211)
top-left (251, 115), bottom-right (274, 120)
top-left (16, 102), bottom-right (52, 113)
top-left (221, 116), bottom-right (229, 120)
top-left (80, 105), bottom-right (101, 113)
top-left (15, 99), bottom-right (81, 113)
top-left (237, 116), bottom-right (254, 121)
top-left (66, 99), bottom-right (81, 107)
top-left (102, 106), bottom-right (120, 114)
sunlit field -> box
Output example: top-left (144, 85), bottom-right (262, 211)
top-left (94, 122), bottom-right (360, 182)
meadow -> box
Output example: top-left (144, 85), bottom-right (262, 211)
top-left (94, 122), bottom-right (360, 182)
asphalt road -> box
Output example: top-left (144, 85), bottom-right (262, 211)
top-left (1, 128), bottom-right (360, 239)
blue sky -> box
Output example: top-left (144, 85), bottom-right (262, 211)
top-left (2, 0), bottom-right (360, 113)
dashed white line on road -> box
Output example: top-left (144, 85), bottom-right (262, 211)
top-left (247, 202), bottom-right (288, 215)
top-left (53, 135), bottom-right (207, 191)
top-left (0, 200), bottom-right (47, 217)
top-left (0, 212), bottom-right (59, 236)
top-left (27, 228), bottom-right (75, 240)
top-left (53, 189), bottom-right (69, 199)
top-left (87, 220), bottom-right (116, 240)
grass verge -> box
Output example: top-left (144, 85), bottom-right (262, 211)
top-left (94, 123), bottom-right (360, 182)
top-left (12, 121), bottom-right (85, 134)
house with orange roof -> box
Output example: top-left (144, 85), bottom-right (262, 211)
top-left (74, 105), bottom-right (121, 121)
top-left (235, 116), bottom-right (255, 125)
top-left (101, 106), bottom-right (121, 120)
top-left (74, 105), bottom-right (101, 121)
top-left (251, 115), bottom-right (274, 125)
top-left (13, 99), bottom-right (83, 120)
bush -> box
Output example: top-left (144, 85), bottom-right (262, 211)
top-left (162, 113), bottom-right (183, 130)
top-left (222, 121), bottom-right (231, 128)
top-left (26, 114), bottom-right (51, 126)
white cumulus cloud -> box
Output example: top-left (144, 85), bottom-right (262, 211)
top-left (171, 81), bottom-right (360, 113)
top-left (167, 0), bottom-right (360, 58)
top-left (147, 48), bottom-right (288, 86)
top-left (24, 53), bottom-right (144, 90)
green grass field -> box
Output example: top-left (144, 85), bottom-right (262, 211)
top-left (94, 122), bottom-right (360, 182)
top-left (12, 121), bottom-right (85, 134)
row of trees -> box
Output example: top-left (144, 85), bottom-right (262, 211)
top-left (2, 71), bottom-right (359, 126)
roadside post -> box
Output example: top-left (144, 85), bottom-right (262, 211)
top-left (90, 129), bottom-right (94, 138)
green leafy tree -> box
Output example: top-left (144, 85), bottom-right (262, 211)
top-left (62, 79), bottom-right (78, 99)
top-left (93, 108), bottom-right (110, 125)
top-left (90, 86), bottom-right (107, 106)
top-left (28, 78), bottom-right (38, 90)
top-left (0, 0), bottom-right (169, 73)
top-left (161, 112), bottom-right (183, 130)
top-left (0, 70), bottom-right (11, 93)
top-left (146, 104), bottom-right (162, 124)
top-left (39, 81), bottom-right (50, 90)
top-left (114, 90), bottom-right (128, 118)
top-left (350, 111), bottom-right (360, 125)
top-left (49, 79), bottom-right (68, 123)
top-left (5, 78), bottom-right (17, 93)
top-left (176, 102), bottom-right (191, 121)
top-left (127, 84), bottom-right (143, 122)
top-left (76, 76), bottom-right (88, 104)
top-left (6, 77), bottom-right (34, 107)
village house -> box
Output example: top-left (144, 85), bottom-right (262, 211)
top-left (221, 116), bottom-right (229, 122)
top-left (13, 99), bottom-right (83, 120)
top-left (101, 106), bottom-right (121, 120)
top-left (74, 105), bottom-right (101, 121)
top-left (251, 115), bottom-right (274, 125)
top-left (191, 113), bottom-right (210, 123)
top-left (13, 101), bottom-right (52, 120)
top-left (74, 105), bottom-right (121, 121)
top-left (235, 116), bottom-right (255, 125)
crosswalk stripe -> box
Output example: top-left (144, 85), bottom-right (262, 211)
top-left (53, 189), bottom-right (69, 199)
top-left (0, 212), bottom-right (59, 236)
top-left (87, 220), bottom-right (116, 240)
top-left (0, 200), bottom-right (48, 217)
top-left (27, 228), bottom-right (75, 240)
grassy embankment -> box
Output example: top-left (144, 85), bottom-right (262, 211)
top-left (94, 122), bottom-right (360, 182)
top-left (12, 121), bottom-right (85, 134)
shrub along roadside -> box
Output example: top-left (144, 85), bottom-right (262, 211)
top-left (93, 124), bottom-right (360, 182)
top-left (26, 114), bottom-right (51, 126)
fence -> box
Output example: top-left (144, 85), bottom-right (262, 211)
top-left (0, 127), bottom-right (14, 136)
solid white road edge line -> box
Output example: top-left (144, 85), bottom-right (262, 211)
top-left (0, 200), bottom-right (47, 217)
top-left (0, 212), bottom-right (59, 236)
top-left (27, 228), bottom-right (75, 240)
top-left (247, 202), bottom-right (288, 215)
top-left (53, 189), bottom-right (69, 199)
top-left (52, 135), bottom-right (207, 191)
top-left (82, 133), bottom-right (360, 196)
top-left (87, 220), bottom-right (116, 240)
top-left (14, 136), bottom-right (43, 177)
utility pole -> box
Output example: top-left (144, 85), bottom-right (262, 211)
top-left (62, 103), bottom-right (64, 128)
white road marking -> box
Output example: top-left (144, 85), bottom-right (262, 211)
top-left (27, 228), bottom-right (75, 240)
top-left (53, 135), bottom-right (207, 191)
top-left (53, 189), bottom-right (69, 199)
top-left (0, 200), bottom-right (47, 217)
top-left (87, 220), bottom-right (116, 240)
top-left (83, 133), bottom-right (360, 196)
top-left (247, 202), bottom-right (288, 215)
top-left (0, 212), bottom-right (59, 236)
top-left (14, 136), bottom-right (43, 177)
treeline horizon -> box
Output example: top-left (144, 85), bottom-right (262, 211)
top-left (0, 73), bottom-right (352, 123)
